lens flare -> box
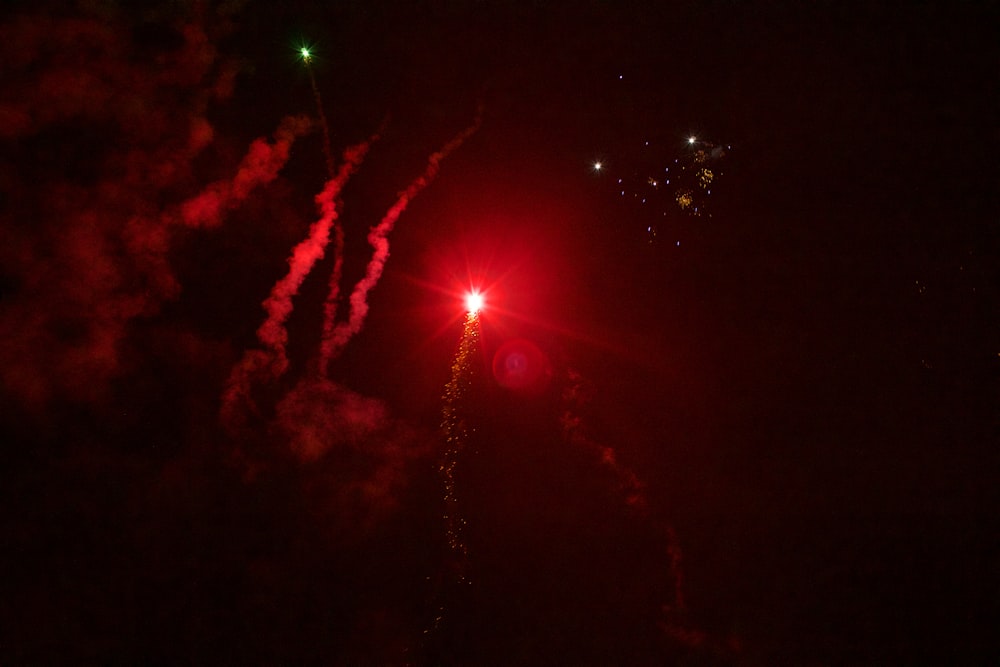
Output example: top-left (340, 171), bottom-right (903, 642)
top-left (300, 47), bottom-right (312, 63)
top-left (464, 290), bottom-right (483, 314)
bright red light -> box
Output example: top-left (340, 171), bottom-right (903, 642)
top-left (464, 291), bottom-right (484, 314)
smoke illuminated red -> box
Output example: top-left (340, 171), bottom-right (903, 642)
top-left (322, 111), bottom-right (483, 362)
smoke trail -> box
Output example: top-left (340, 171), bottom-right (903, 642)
top-left (303, 55), bottom-right (338, 377)
top-left (560, 368), bottom-right (687, 613)
top-left (254, 135), bottom-right (377, 376)
top-left (124, 115), bottom-right (310, 318)
top-left (316, 116), bottom-right (390, 379)
top-left (218, 348), bottom-right (272, 437)
top-left (180, 115), bottom-right (313, 228)
top-left (305, 63), bottom-right (336, 180)
top-left (317, 218), bottom-right (348, 378)
top-left (558, 368), bottom-right (738, 654)
top-left (220, 133), bottom-right (377, 434)
top-left (321, 111), bottom-right (483, 364)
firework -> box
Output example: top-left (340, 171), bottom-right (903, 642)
top-left (419, 302), bottom-right (482, 654)
top-left (256, 136), bottom-right (376, 375)
top-left (299, 43), bottom-right (335, 179)
top-left (320, 110), bottom-right (483, 366)
top-left (596, 135), bottom-right (731, 243)
top-left (440, 309), bottom-right (481, 572)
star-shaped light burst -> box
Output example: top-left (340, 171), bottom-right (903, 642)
top-left (593, 161), bottom-right (603, 172)
top-left (464, 290), bottom-right (484, 315)
top-left (300, 47), bottom-right (312, 63)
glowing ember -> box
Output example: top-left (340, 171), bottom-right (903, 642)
top-left (464, 291), bottom-right (484, 314)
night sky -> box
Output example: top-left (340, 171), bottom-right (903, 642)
top-left (1, 1), bottom-right (997, 664)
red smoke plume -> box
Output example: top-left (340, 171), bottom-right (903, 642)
top-left (255, 136), bottom-right (377, 373)
top-left (560, 368), bottom-right (687, 613)
top-left (180, 115), bottom-right (314, 228)
top-left (273, 376), bottom-right (434, 534)
top-left (319, 218), bottom-right (349, 377)
top-left (0, 8), bottom-right (281, 411)
top-left (321, 111), bottom-right (483, 366)
top-left (219, 136), bottom-right (377, 432)
top-left (560, 367), bottom-right (738, 654)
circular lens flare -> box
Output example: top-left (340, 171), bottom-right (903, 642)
top-left (464, 291), bottom-right (484, 314)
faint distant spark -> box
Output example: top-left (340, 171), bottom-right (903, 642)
top-left (595, 135), bottom-right (729, 234)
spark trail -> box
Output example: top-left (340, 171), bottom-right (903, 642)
top-left (420, 308), bottom-right (481, 650)
top-left (320, 110), bottom-right (483, 367)
top-left (440, 310), bottom-right (481, 573)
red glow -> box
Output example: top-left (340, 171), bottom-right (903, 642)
top-left (492, 338), bottom-right (550, 392)
top-left (464, 290), bottom-right (484, 314)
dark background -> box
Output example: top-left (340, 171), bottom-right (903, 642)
top-left (1, 1), bottom-right (996, 664)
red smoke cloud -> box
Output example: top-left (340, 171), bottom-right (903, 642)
top-left (273, 376), bottom-right (434, 534)
top-left (0, 8), bottom-right (310, 413)
top-left (180, 115), bottom-right (314, 228)
top-left (0, 9), bottom-right (220, 409)
top-left (277, 377), bottom-right (388, 462)
top-left (0, 14), bottom-right (218, 140)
